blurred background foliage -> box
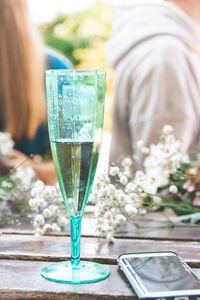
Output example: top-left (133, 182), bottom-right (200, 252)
top-left (39, 0), bottom-right (114, 130)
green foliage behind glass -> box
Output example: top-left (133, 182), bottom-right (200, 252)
top-left (39, 2), bottom-right (112, 66)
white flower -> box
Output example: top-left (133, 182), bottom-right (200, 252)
top-left (34, 228), bottom-right (44, 237)
top-left (124, 204), bottom-right (137, 216)
top-left (29, 198), bottom-right (40, 209)
top-left (13, 166), bottom-right (35, 188)
top-left (107, 218), bottom-right (115, 226)
top-left (162, 125), bottom-right (173, 135)
top-left (96, 181), bottom-right (103, 189)
top-left (109, 166), bottom-right (120, 176)
top-left (98, 190), bottom-right (106, 200)
top-left (121, 158), bottom-right (132, 167)
top-left (153, 196), bottom-right (162, 203)
top-left (34, 214), bottom-right (45, 226)
top-left (125, 183), bottom-right (136, 193)
top-left (115, 214), bottom-right (127, 224)
top-left (0, 132), bottom-right (14, 157)
top-left (104, 177), bottom-right (111, 184)
top-left (35, 180), bottom-right (45, 191)
top-left (104, 211), bottom-right (112, 220)
top-left (141, 147), bottom-right (150, 155)
top-left (135, 171), bottom-right (145, 179)
top-left (169, 185), bottom-right (178, 194)
top-left (136, 186), bottom-right (143, 193)
top-left (188, 168), bottom-right (197, 175)
top-left (165, 134), bottom-right (176, 145)
top-left (40, 200), bottom-right (48, 209)
top-left (48, 205), bottom-right (58, 214)
top-left (117, 193), bottom-right (125, 202)
top-left (32, 197), bottom-right (45, 207)
top-left (94, 125), bottom-right (187, 243)
top-left (51, 223), bottom-right (61, 232)
top-left (43, 186), bottom-right (57, 198)
top-left (0, 132), bottom-right (11, 143)
top-left (1, 181), bottom-right (12, 188)
top-left (106, 232), bottom-right (115, 244)
top-left (120, 176), bottom-right (128, 185)
top-left (58, 216), bottom-right (68, 226)
top-left (92, 190), bottom-right (98, 198)
top-left (107, 184), bottom-right (115, 191)
top-left (143, 181), bottom-right (158, 194)
top-left (24, 167), bottom-right (36, 181)
top-left (124, 195), bottom-right (132, 204)
top-left (139, 208), bottom-right (147, 215)
top-left (43, 208), bottom-right (53, 218)
top-left (43, 224), bottom-right (52, 232)
top-left (136, 140), bottom-right (144, 149)
top-left (106, 184), bottom-right (116, 196)
top-left (117, 172), bottom-right (123, 178)
top-left (111, 207), bottom-right (119, 215)
top-left (123, 169), bottom-right (131, 178)
top-left (31, 188), bottom-right (39, 198)
top-left (101, 224), bottom-right (112, 233)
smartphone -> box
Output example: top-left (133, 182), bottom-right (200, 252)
top-left (117, 251), bottom-right (200, 300)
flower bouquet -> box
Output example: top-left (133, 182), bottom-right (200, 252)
top-left (93, 125), bottom-right (200, 242)
top-left (0, 132), bottom-right (68, 235)
top-left (0, 126), bottom-right (200, 243)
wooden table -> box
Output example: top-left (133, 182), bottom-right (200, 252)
top-left (0, 209), bottom-right (200, 299)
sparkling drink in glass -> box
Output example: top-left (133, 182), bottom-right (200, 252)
top-left (41, 69), bottom-right (110, 283)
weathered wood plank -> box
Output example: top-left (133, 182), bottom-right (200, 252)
top-left (0, 259), bottom-right (199, 300)
top-left (0, 259), bottom-right (133, 300)
top-left (0, 234), bottom-right (200, 266)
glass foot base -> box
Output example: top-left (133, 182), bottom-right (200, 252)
top-left (41, 261), bottom-right (110, 283)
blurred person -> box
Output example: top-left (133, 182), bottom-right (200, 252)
top-left (108, 0), bottom-right (200, 164)
top-left (45, 47), bottom-right (73, 70)
top-left (0, 0), bottom-right (71, 184)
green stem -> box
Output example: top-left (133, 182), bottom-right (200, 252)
top-left (70, 216), bottom-right (82, 267)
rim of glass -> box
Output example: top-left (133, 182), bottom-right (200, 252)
top-left (45, 69), bottom-right (106, 76)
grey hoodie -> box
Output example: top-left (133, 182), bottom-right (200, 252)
top-left (108, 0), bottom-right (200, 164)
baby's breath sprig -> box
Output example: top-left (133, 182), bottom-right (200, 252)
top-left (93, 125), bottom-right (200, 243)
top-left (29, 180), bottom-right (69, 236)
top-left (0, 132), bottom-right (69, 234)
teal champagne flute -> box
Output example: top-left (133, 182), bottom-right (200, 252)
top-left (41, 69), bottom-right (110, 283)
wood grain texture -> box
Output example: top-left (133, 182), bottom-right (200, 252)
top-left (0, 234), bottom-right (200, 266)
top-left (0, 259), bottom-right (199, 300)
top-left (0, 209), bottom-right (200, 299)
top-left (0, 260), bottom-right (134, 300)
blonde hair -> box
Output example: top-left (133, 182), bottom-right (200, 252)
top-left (0, 0), bottom-right (46, 140)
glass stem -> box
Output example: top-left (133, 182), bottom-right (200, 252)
top-left (70, 216), bottom-right (82, 267)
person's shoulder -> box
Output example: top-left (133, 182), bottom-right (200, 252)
top-left (145, 35), bottom-right (189, 70)
top-left (132, 35), bottom-right (189, 81)
top-left (151, 35), bottom-right (187, 58)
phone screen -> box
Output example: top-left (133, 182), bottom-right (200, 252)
top-left (125, 254), bottom-right (200, 293)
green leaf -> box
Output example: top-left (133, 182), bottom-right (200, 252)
top-left (176, 213), bottom-right (200, 224)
